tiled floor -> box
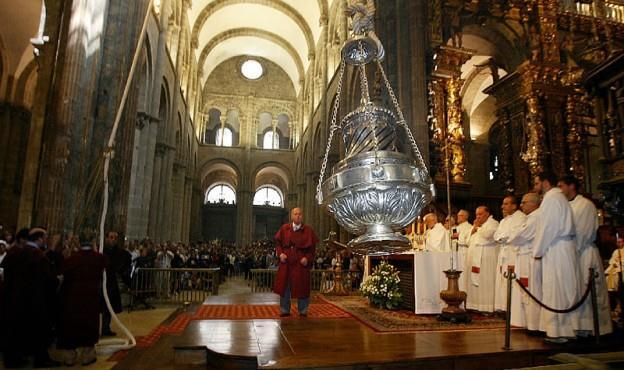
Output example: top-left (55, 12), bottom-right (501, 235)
top-left (46, 307), bottom-right (178, 370)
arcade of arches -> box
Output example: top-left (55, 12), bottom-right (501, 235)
top-left (1, 0), bottom-right (624, 245)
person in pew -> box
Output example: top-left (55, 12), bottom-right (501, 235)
top-left (273, 207), bottom-right (318, 318)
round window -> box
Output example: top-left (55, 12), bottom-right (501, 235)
top-left (241, 59), bottom-right (263, 80)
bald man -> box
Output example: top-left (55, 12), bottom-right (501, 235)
top-left (507, 192), bottom-right (542, 330)
top-left (494, 196), bottom-right (526, 312)
top-left (273, 207), bottom-right (318, 317)
top-left (466, 206), bottom-right (499, 312)
top-left (424, 213), bottom-right (450, 252)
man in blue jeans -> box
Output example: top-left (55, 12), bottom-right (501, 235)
top-left (273, 208), bottom-right (318, 317)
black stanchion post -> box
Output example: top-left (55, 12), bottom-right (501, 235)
top-left (503, 266), bottom-right (515, 351)
top-left (589, 267), bottom-right (600, 345)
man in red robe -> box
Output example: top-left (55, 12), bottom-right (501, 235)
top-left (57, 231), bottom-right (108, 366)
top-left (273, 207), bottom-right (318, 317)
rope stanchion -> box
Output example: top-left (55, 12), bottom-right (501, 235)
top-left (589, 268), bottom-right (600, 345)
top-left (513, 271), bottom-right (593, 314)
top-left (503, 267), bottom-right (515, 351)
top-left (503, 267), bottom-right (599, 349)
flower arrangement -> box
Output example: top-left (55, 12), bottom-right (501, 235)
top-left (360, 261), bottom-right (402, 309)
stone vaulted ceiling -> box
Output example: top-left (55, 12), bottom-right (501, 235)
top-left (189, 0), bottom-right (332, 93)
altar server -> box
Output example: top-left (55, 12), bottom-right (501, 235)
top-left (507, 192), bottom-right (542, 330)
top-left (533, 172), bottom-right (580, 343)
top-left (558, 174), bottom-right (612, 337)
top-left (494, 196), bottom-right (526, 312)
top-left (424, 213), bottom-right (450, 252)
top-left (466, 206), bottom-right (499, 312)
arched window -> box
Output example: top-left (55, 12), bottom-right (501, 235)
top-left (216, 127), bottom-right (232, 147)
top-left (263, 130), bottom-right (279, 149)
top-left (205, 184), bottom-right (236, 204)
top-left (253, 186), bottom-right (283, 207)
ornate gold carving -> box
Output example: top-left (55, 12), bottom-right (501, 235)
top-left (447, 77), bottom-right (466, 182)
top-left (521, 92), bottom-right (546, 177)
top-left (430, 46), bottom-right (473, 183)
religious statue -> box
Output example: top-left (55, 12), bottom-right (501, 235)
top-left (474, 57), bottom-right (499, 84)
top-left (344, 0), bottom-right (385, 60)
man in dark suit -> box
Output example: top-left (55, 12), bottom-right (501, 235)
top-left (101, 231), bottom-right (130, 336)
top-left (1, 227), bottom-right (60, 368)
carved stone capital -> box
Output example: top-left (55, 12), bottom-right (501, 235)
top-left (432, 46), bottom-right (474, 79)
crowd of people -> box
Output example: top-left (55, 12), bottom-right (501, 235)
top-left (422, 172), bottom-right (621, 343)
top-left (0, 223), bottom-right (363, 368)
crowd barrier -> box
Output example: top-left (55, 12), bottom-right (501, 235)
top-left (127, 267), bottom-right (220, 310)
top-left (249, 268), bottom-right (361, 293)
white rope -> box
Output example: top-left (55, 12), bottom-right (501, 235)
top-left (96, 0), bottom-right (154, 355)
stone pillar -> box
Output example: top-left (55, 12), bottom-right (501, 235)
top-left (148, 144), bottom-right (165, 239)
top-left (409, 0), bottom-right (430, 170)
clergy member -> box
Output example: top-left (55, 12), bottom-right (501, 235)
top-left (494, 196), bottom-right (526, 312)
top-left (507, 192), bottom-right (542, 330)
top-left (273, 207), bottom-right (318, 317)
top-left (466, 206), bottom-right (499, 312)
top-left (454, 210), bottom-right (472, 249)
top-left (453, 209), bottom-right (472, 285)
top-left (424, 213), bottom-right (450, 252)
top-left (558, 174), bottom-right (613, 337)
top-left (533, 172), bottom-right (580, 343)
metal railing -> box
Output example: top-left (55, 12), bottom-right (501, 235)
top-left (128, 268), bottom-right (220, 309)
top-left (249, 269), bottom-right (361, 293)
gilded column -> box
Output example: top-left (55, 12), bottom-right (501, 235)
top-left (430, 46), bottom-right (472, 184)
top-left (521, 92), bottom-right (546, 177)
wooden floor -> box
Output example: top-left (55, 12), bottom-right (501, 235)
top-left (113, 292), bottom-right (622, 370)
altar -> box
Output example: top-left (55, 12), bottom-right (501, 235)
top-left (367, 250), bottom-right (468, 314)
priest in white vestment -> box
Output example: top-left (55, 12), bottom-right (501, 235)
top-left (558, 174), bottom-right (613, 336)
top-left (453, 209), bottom-right (472, 285)
top-left (533, 172), bottom-right (581, 343)
top-left (494, 196), bottom-right (526, 312)
top-left (507, 193), bottom-right (542, 330)
top-left (424, 213), bottom-right (450, 252)
top-left (466, 206), bottom-right (499, 312)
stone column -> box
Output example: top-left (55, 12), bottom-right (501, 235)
top-left (148, 143), bottom-right (165, 238)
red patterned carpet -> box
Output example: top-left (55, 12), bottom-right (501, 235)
top-left (319, 294), bottom-right (508, 333)
top-left (193, 303), bottom-right (350, 319)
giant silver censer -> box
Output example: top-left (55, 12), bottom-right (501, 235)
top-left (316, 0), bottom-right (434, 255)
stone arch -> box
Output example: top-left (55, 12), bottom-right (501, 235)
top-left (198, 158), bottom-right (242, 193)
top-left (157, 82), bottom-right (171, 138)
top-left (458, 32), bottom-right (513, 143)
top-left (198, 28), bottom-right (304, 83)
top-left (137, 41), bottom-right (153, 113)
top-left (13, 59), bottom-right (38, 109)
top-left (460, 24), bottom-right (526, 72)
top-left (252, 162), bottom-right (292, 195)
top-left (191, 0), bottom-right (315, 60)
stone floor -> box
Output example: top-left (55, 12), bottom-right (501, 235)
top-left (47, 307), bottom-right (179, 370)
